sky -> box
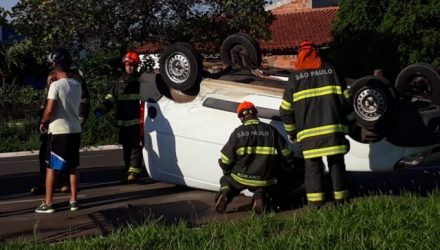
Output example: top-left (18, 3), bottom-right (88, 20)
top-left (0, 0), bottom-right (18, 11)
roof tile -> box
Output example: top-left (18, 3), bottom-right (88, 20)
top-left (260, 7), bottom-right (338, 52)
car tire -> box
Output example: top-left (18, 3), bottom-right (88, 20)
top-left (350, 76), bottom-right (398, 134)
top-left (395, 63), bottom-right (440, 105)
top-left (160, 42), bottom-right (203, 91)
top-left (221, 33), bottom-right (262, 69)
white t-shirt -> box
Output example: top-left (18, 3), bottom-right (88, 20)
top-left (47, 78), bottom-right (82, 134)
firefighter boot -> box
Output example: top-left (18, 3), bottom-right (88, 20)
top-left (60, 185), bottom-right (70, 193)
top-left (30, 185), bottom-right (45, 195)
top-left (215, 191), bottom-right (231, 213)
top-left (334, 197), bottom-right (350, 206)
top-left (251, 191), bottom-right (269, 214)
top-left (126, 172), bottom-right (140, 184)
top-left (308, 200), bottom-right (325, 208)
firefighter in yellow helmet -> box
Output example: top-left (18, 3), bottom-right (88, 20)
top-left (215, 101), bottom-right (294, 213)
top-left (279, 41), bottom-right (354, 206)
top-left (95, 52), bottom-right (144, 183)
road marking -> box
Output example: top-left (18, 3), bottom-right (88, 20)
top-left (0, 194), bottom-right (87, 205)
top-left (0, 155), bottom-right (103, 164)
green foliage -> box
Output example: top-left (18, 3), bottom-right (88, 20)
top-left (0, 0), bottom-right (274, 152)
top-left (0, 85), bottom-right (42, 106)
top-left (7, 0), bottom-right (273, 66)
top-left (0, 85), bottom-right (43, 121)
top-left (0, 119), bottom-right (40, 152)
top-left (3, 192), bottom-right (440, 249)
top-left (80, 115), bottom-right (118, 147)
top-left (0, 53), bottom-right (121, 152)
top-left (216, 0), bottom-right (275, 40)
top-left (0, 6), bottom-right (7, 25)
top-left (331, 0), bottom-right (440, 79)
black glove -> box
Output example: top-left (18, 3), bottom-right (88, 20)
top-left (94, 108), bottom-right (104, 119)
top-left (288, 134), bottom-right (297, 143)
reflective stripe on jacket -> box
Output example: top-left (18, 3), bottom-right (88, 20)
top-left (100, 73), bottom-right (141, 127)
top-left (219, 118), bottom-right (293, 187)
top-left (279, 63), bottom-right (350, 159)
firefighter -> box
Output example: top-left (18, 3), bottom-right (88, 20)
top-left (215, 101), bottom-right (294, 213)
top-left (70, 63), bottom-right (90, 126)
top-left (279, 41), bottom-right (354, 206)
top-left (94, 52), bottom-right (143, 183)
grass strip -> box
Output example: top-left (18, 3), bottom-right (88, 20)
top-left (2, 192), bottom-right (440, 250)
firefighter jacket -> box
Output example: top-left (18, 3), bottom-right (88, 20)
top-left (219, 118), bottom-right (294, 187)
top-left (72, 73), bottom-right (90, 124)
top-left (279, 63), bottom-right (353, 159)
top-left (100, 73), bottom-right (141, 128)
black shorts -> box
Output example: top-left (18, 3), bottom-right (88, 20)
top-left (45, 133), bottom-right (81, 172)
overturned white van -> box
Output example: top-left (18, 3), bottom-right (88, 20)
top-left (139, 34), bottom-right (440, 196)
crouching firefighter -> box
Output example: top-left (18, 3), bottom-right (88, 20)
top-left (279, 41), bottom-right (353, 206)
top-left (95, 52), bottom-right (143, 183)
top-left (215, 101), bottom-right (294, 213)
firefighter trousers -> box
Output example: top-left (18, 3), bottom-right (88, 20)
top-left (119, 127), bottom-right (142, 175)
top-left (305, 154), bottom-right (348, 203)
top-left (219, 175), bottom-right (271, 202)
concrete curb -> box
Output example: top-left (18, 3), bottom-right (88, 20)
top-left (0, 145), bottom-right (122, 158)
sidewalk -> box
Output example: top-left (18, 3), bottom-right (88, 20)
top-left (0, 144), bottom-right (122, 158)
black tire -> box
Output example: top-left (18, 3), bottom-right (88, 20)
top-left (350, 76), bottom-right (397, 134)
top-left (395, 63), bottom-right (440, 105)
top-left (160, 42), bottom-right (202, 91)
top-left (221, 33), bottom-right (262, 69)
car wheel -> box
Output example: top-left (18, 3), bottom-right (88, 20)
top-left (160, 42), bottom-right (202, 91)
top-left (395, 63), bottom-right (440, 105)
top-left (221, 33), bottom-right (262, 69)
top-left (350, 76), bottom-right (397, 134)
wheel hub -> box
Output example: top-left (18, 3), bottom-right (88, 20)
top-left (354, 88), bottom-right (387, 121)
top-left (166, 52), bottom-right (190, 84)
top-left (230, 45), bottom-right (248, 67)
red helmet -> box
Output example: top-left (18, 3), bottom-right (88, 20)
top-left (299, 41), bottom-right (317, 51)
top-left (237, 101), bottom-right (257, 118)
top-left (123, 52), bottom-right (141, 64)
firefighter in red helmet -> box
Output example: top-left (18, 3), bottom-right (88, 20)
top-left (215, 101), bottom-right (294, 213)
top-left (95, 51), bottom-right (144, 183)
top-left (279, 41), bottom-right (354, 206)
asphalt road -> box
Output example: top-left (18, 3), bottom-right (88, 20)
top-left (0, 149), bottom-right (252, 242)
top-left (0, 149), bottom-right (439, 242)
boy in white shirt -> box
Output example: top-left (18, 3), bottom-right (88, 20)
top-left (36, 48), bottom-right (82, 213)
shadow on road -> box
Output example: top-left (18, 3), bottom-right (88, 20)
top-left (0, 166), bottom-right (127, 198)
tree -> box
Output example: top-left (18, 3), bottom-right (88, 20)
top-left (8, 0), bottom-right (274, 66)
top-left (0, 6), bottom-right (7, 26)
top-left (331, 0), bottom-right (440, 79)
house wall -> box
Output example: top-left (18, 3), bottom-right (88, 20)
top-left (266, 0), bottom-right (338, 11)
top-left (312, 0), bottom-right (339, 8)
top-left (267, 0), bottom-right (311, 11)
top-left (263, 54), bottom-right (297, 70)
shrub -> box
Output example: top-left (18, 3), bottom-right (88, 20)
top-left (0, 118), bottom-right (40, 152)
top-left (331, 0), bottom-right (440, 79)
top-left (0, 51), bottom-right (128, 152)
